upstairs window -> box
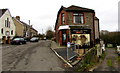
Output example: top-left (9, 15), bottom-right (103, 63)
top-left (5, 20), bottom-right (7, 27)
top-left (73, 13), bottom-right (84, 24)
top-left (61, 13), bottom-right (65, 24)
top-left (9, 21), bottom-right (10, 28)
top-left (5, 18), bottom-right (10, 28)
top-left (7, 18), bottom-right (9, 27)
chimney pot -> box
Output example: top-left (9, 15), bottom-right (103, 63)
top-left (16, 16), bottom-right (20, 20)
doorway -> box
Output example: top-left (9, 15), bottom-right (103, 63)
top-left (62, 30), bottom-right (67, 46)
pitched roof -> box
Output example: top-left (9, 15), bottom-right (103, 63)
top-left (0, 9), bottom-right (7, 18)
top-left (94, 16), bottom-right (99, 20)
top-left (31, 27), bottom-right (38, 32)
top-left (20, 21), bottom-right (38, 32)
top-left (65, 5), bottom-right (94, 12)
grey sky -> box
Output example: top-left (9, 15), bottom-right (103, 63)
top-left (0, 0), bottom-right (119, 33)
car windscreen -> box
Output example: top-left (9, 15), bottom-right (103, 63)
top-left (31, 37), bottom-right (37, 40)
top-left (13, 38), bottom-right (21, 40)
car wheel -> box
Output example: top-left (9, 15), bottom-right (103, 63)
top-left (20, 42), bottom-right (22, 45)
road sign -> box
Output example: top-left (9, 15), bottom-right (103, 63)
top-left (67, 42), bottom-right (71, 48)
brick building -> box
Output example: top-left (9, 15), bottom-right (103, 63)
top-left (55, 5), bottom-right (100, 47)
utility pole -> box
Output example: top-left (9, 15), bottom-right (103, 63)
top-left (29, 20), bottom-right (31, 38)
top-left (29, 20), bottom-right (30, 25)
top-left (42, 29), bottom-right (43, 35)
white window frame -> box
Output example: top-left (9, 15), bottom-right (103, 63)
top-left (73, 13), bottom-right (84, 24)
top-left (62, 13), bottom-right (65, 24)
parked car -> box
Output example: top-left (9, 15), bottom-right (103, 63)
top-left (30, 37), bottom-right (39, 42)
top-left (117, 46), bottom-right (120, 56)
top-left (11, 38), bottom-right (26, 45)
top-left (24, 37), bottom-right (31, 42)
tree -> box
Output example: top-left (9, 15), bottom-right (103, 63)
top-left (100, 31), bottom-right (120, 47)
top-left (38, 33), bottom-right (45, 40)
top-left (46, 30), bottom-right (54, 40)
top-left (46, 26), bottom-right (54, 40)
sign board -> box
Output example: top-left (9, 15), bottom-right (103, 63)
top-left (67, 42), bottom-right (71, 48)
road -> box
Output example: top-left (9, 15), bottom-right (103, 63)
top-left (0, 44), bottom-right (2, 72)
top-left (2, 40), bottom-right (66, 71)
top-left (94, 48), bottom-right (120, 72)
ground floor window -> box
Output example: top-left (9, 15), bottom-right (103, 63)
top-left (11, 30), bottom-right (13, 35)
top-left (1, 28), bottom-right (3, 34)
top-left (72, 34), bottom-right (90, 46)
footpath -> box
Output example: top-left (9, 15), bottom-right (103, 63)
top-left (94, 48), bottom-right (119, 72)
top-left (50, 41), bottom-right (82, 68)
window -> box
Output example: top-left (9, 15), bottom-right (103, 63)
top-left (7, 18), bottom-right (9, 27)
top-left (1, 28), bottom-right (3, 34)
top-left (62, 13), bottom-right (65, 24)
top-left (63, 33), bottom-right (66, 41)
top-left (73, 13), bottom-right (84, 24)
top-left (5, 20), bottom-right (7, 27)
top-left (11, 30), bottom-right (13, 35)
top-left (9, 21), bottom-right (10, 28)
top-left (5, 18), bottom-right (10, 28)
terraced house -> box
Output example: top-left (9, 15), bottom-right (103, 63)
top-left (13, 16), bottom-right (38, 38)
top-left (12, 16), bottom-right (24, 37)
top-left (0, 9), bottom-right (15, 44)
top-left (55, 5), bottom-right (100, 47)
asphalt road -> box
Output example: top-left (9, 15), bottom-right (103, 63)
top-left (0, 44), bottom-right (2, 72)
top-left (2, 40), bottom-right (65, 71)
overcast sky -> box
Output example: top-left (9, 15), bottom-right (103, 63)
top-left (0, 0), bottom-right (119, 33)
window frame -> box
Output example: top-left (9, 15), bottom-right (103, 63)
top-left (61, 13), bottom-right (65, 24)
top-left (73, 13), bottom-right (84, 24)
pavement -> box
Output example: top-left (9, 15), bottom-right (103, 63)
top-left (50, 41), bottom-right (79, 67)
top-left (50, 41), bottom-right (120, 72)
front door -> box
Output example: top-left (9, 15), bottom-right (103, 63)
top-left (62, 30), bottom-right (67, 45)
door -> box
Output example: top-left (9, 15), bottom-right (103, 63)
top-left (62, 30), bottom-right (67, 45)
top-left (2, 36), bottom-right (6, 44)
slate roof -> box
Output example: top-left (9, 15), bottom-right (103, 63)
top-left (20, 21), bottom-right (38, 32)
top-left (0, 9), bottom-right (7, 18)
top-left (94, 16), bottom-right (99, 20)
top-left (65, 5), bottom-right (94, 12)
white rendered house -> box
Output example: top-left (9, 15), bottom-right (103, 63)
top-left (0, 9), bottom-right (15, 44)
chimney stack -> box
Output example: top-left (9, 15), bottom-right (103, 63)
top-left (16, 16), bottom-right (20, 21)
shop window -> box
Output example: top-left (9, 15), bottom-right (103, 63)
top-left (73, 13), bottom-right (84, 24)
